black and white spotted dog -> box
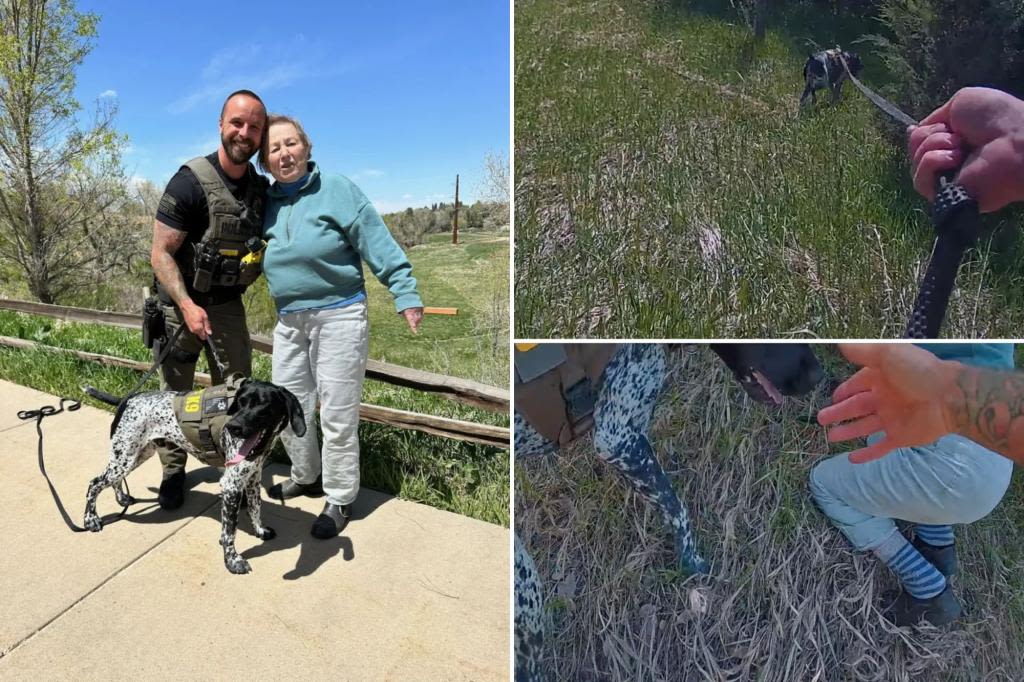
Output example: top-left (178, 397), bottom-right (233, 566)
top-left (800, 48), bottom-right (862, 107)
top-left (514, 344), bottom-right (822, 682)
top-left (83, 379), bottom-right (305, 575)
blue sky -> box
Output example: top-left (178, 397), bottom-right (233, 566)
top-left (73, 1), bottom-right (510, 214)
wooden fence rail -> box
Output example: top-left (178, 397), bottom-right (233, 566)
top-left (0, 298), bottom-right (509, 414)
top-left (0, 336), bottom-right (508, 448)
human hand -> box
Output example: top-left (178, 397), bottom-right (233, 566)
top-left (816, 344), bottom-right (959, 463)
top-left (180, 300), bottom-right (212, 340)
top-left (402, 307), bottom-right (423, 334)
top-left (908, 87), bottom-right (1024, 212)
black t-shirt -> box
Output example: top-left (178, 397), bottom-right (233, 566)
top-left (155, 152), bottom-right (259, 242)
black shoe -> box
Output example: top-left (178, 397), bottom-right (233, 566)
top-left (912, 536), bottom-right (959, 578)
top-left (158, 471), bottom-right (186, 510)
top-left (269, 475), bottom-right (323, 501)
top-left (885, 584), bottom-right (962, 626)
top-left (311, 502), bottom-right (351, 539)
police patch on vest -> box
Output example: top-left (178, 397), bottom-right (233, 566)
top-left (205, 396), bottom-right (229, 414)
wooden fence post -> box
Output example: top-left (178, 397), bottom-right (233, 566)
top-left (452, 174), bottom-right (460, 244)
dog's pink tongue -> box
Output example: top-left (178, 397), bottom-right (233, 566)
top-left (227, 432), bottom-right (262, 466)
top-left (752, 370), bottom-right (784, 405)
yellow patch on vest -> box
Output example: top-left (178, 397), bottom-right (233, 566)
top-left (184, 393), bottom-right (202, 413)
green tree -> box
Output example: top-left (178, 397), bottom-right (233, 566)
top-left (0, 0), bottom-right (130, 303)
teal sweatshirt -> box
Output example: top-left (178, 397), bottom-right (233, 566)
top-left (918, 343), bottom-right (1015, 369)
top-left (262, 161), bottom-right (422, 314)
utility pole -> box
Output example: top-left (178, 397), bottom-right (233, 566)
top-left (452, 174), bottom-right (460, 245)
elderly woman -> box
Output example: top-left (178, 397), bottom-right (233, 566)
top-left (260, 114), bottom-right (423, 538)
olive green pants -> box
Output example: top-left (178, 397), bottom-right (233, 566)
top-left (156, 296), bottom-right (252, 477)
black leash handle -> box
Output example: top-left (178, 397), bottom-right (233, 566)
top-left (905, 171), bottom-right (981, 338)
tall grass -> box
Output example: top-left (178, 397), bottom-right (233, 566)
top-left (515, 345), bottom-right (1024, 680)
top-left (514, 0), bottom-right (1024, 337)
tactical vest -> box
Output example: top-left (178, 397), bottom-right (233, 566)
top-left (514, 344), bottom-right (618, 445)
top-left (178, 156), bottom-right (267, 292)
top-left (172, 374), bottom-right (245, 465)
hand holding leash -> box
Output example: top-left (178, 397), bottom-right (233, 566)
top-left (909, 87), bottom-right (1024, 212)
top-left (180, 299), bottom-right (212, 340)
top-left (836, 51), bottom-right (982, 338)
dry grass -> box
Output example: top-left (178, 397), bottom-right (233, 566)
top-left (515, 346), bottom-right (1024, 680)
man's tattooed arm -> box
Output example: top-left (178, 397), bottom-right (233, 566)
top-left (151, 221), bottom-right (192, 307)
top-left (946, 366), bottom-right (1024, 465)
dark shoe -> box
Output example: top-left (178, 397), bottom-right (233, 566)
top-left (269, 475), bottom-right (323, 501)
top-left (158, 470), bottom-right (186, 510)
top-left (885, 584), bottom-right (962, 626)
top-left (912, 536), bottom-right (959, 578)
top-left (311, 502), bottom-right (351, 539)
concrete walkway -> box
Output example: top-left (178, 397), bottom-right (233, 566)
top-left (0, 380), bottom-right (509, 681)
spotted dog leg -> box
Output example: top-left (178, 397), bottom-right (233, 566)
top-left (83, 438), bottom-right (154, 532)
top-left (592, 344), bottom-right (710, 574)
top-left (110, 442), bottom-right (156, 507)
top-left (219, 465), bottom-right (251, 574)
top-left (243, 463), bottom-right (276, 541)
top-left (512, 411), bottom-right (556, 681)
top-left (514, 411), bottom-right (557, 458)
top-left (514, 534), bottom-right (545, 682)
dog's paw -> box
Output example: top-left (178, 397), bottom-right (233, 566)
top-left (256, 526), bottom-right (276, 541)
top-left (114, 492), bottom-right (136, 507)
top-left (679, 553), bottom-right (710, 576)
top-left (225, 555), bottom-right (252, 575)
top-left (84, 515), bottom-right (103, 532)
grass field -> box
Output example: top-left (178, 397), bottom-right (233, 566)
top-left (0, 229), bottom-right (509, 525)
top-left (514, 0), bottom-right (1024, 338)
top-left (515, 345), bottom-right (1024, 681)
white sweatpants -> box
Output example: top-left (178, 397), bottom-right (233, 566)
top-left (272, 301), bottom-right (369, 506)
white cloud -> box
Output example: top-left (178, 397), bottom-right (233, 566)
top-left (99, 89), bottom-right (117, 99)
top-left (169, 43), bottom-right (333, 114)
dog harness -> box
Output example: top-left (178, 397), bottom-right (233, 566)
top-left (172, 373), bottom-right (245, 466)
top-left (514, 344), bottom-right (618, 445)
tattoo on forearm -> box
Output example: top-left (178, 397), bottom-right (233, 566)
top-left (152, 223), bottom-right (190, 306)
top-left (152, 251), bottom-right (189, 305)
top-left (949, 367), bottom-right (1024, 465)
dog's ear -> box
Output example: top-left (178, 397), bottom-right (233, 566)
top-left (227, 397), bottom-right (240, 415)
top-left (282, 389), bottom-right (306, 437)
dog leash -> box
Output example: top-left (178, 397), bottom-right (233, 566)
top-left (17, 398), bottom-right (131, 532)
top-left (204, 336), bottom-right (227, 377)
top-left (837, 50), bottom-right (981, 338)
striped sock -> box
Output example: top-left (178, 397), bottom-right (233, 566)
top-left (915, 524), bottom-right (955, 547)
top-left (872, 531), bottom-right (947, 600)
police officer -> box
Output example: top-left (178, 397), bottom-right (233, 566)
top-left (150, 89), bottom-right (269, 509)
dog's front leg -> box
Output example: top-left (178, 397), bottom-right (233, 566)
top-left (831, 78), bottom-right (844, 103)
top-left (219, 467), bottom-right (251, 574)
top-left (244, 466), bottom-right (276, 541)
top-left (799, 83), bottom-right (814, 107)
